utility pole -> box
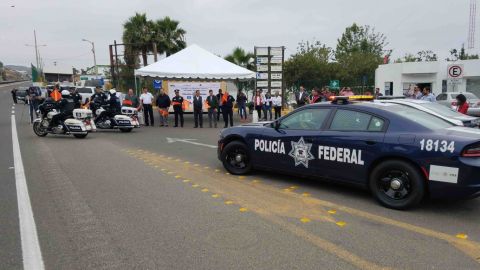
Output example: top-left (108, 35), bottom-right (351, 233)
top-left (25, 30), bottom-right (46, 79)
top-left (82, 38), bottom-right (98, 75)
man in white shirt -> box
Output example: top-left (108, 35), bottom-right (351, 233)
top-left (271, 91), bottom-right (282, 119)
top-left (140, 87), bottom-right (154, 126)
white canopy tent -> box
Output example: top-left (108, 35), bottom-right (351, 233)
top-left (134, 44), bottom-right (255, 81)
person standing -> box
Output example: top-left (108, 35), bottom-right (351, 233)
top-left (171, 89), bottom-right (184, 127)
top-left (11, 89), bottom-right (17, 104)
top-left (206, 89), bottom-right (218, 128)
top-left (216, 89), bottom-right (224, 122)
top-left (264, 91), bottom-right (272, 120)
top-left (412, 86), bottom-right (422, 99)
top-left (295, 86), bottom-right (308, 107)
top-left (374, 88), bottom-right (383, 99)
top-left (193, 90), bottom-right (203, 128)
top-left (456, 94), bottom-right (469, 114)
top-left (310, 88), bottom-right (322, 103)
top-left (254, 90), bottom-right (263, 119)
top-left (420, 87), bottom-right (436, 102)
top-left (271, 91), bottom-right (282, 119)
top-left (69, 87), bottom-right (82, 109)
top-left (236, 90), bottom-right (248, 122)
top-left (124, 89), bottom-right (141, 110)
top-left (155, 89), bottom-right (171, 127)
top-left (222, 91), bottom-right (235, 128)
top-left (140, 87), bottom-right (154, 126)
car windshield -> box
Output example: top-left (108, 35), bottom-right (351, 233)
top-left (419, 102), bottom-right (465, 118)
top-left (450, 93), bottom-right (478, 100)
top-left (76, 88), bottom-right (93, 94)
top-left (380, 104), bottom-right (454, 130)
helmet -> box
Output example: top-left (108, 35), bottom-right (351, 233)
top-left (109, 89), bottom-right (116, 95)
top-left (61, 90), bottom-right (70, 96)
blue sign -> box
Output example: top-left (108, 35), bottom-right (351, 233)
top-left (153, 80), bottom-right (162, 89)
top-left (100, 78), bottom-right (105, 86)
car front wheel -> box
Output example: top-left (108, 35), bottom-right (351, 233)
top-left (221, 141), bottom-right (252, 175)
top-left (369, 160), bottom-right (425, 210)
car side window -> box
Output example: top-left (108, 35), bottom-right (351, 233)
top-left (368, 117), bottom-right (385, 131)
top-left (279, 109), bottom-right (330, 130)
top-left (437, 94), bottom-right (446, 101)
top-left (330, 109), bottom-right (380, 131)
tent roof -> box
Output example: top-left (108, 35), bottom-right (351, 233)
top-left (135, 44), bottom-right (255, 80)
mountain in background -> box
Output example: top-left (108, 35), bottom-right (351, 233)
top-left (5, 65), bottom-right (31, 74)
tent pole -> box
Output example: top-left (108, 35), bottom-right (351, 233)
top-left (134, 76), bottom-right (138, 96)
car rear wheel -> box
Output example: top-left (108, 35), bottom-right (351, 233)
top-left (221, 141), bottom-right (252, 175)
top-left (369, 160), bottom-right (425, 210)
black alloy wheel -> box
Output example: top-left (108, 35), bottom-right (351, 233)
top-left (369, 160), bottom-right (425, 210)
top-left (221, 141), bottom-right (252, 175)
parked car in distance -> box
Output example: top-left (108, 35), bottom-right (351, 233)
top-left (436, 92), bottom-right (480, 116)
top-left (376, 99), bottom-right (479, 128)
top-left (15, 87), bottom-right (29, 103)
top-left (75, 87), bottom-right (95, 104)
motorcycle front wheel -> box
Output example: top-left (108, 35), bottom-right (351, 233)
top-left (33, 121), bottom-right (48, 137)
top-left (73, 134), bottom-right (88, 139)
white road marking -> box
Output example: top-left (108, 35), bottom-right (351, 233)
top-left (9, 166), bottom-right (15, 169)
top-left (12, 110), bottom-right (15, 114)
top-left (11, 115), bottom-right (45, 270)
top-left (166, 137), bottom-right (217, 149)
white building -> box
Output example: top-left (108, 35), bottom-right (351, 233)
top-left (375, 59), bottom-right (480, 98)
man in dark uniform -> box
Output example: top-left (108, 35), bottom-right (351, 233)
top-left (171, 89), bottom-right (184, 127)
top-left (11, 89), bottom-right (17, 104)
top-left (69, 87), bottom-right (82, 109)
top-left (222, 91), bottom-right (235, 128)
top-left (49, 90), bottom-right (75, 130)
top-left (216, 89), bottom-right (223, 122)
top-left (193, 90), bottom-right (203, 128)
top-left (89, 86), bottom-right (107, 117)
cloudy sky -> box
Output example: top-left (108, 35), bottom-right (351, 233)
top-left (0, 0), bottom-right (476, 70)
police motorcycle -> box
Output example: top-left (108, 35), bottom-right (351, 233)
top-left (120, 106), bottom-right (141, 128)
top-left (91, 89), bottom-right (135, 132)
top-left (33, 90), bottom-right (89, 139)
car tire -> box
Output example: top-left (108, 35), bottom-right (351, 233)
top-left (369, 160), bottom-right (425, 210)
top-left (221, 141), bottom-right (252, 175)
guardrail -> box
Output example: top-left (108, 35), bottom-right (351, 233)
top-left (0, 80), bottom-right (29, 85)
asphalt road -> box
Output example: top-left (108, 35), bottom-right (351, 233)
top-left (1, 82), bottom-right (480, 269)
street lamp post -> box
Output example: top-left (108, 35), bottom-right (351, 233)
top-left (25, 30), bottom-right (47, 81)
top-left (82, 38), bottom-right (98, 76)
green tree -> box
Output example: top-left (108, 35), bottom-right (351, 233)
top-left (224, 47), bottom-right (255, 95)
top-left (335, 23), bottom-right (387, 89)
top-left (447, 45), bottom-right (479, 61)
top-left (122, 12), bottom-right (155, 66)
top-left (153, 17), bottom-right (186, 57)
top-left (225, 47), bottom-right (254, 70)
top-left (284, 40), bottom-right (334, 90)
top-left (396, 50), bottom-right (437, 62)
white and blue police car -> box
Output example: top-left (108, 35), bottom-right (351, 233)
top-left (218, 96), bottom-right (480, 209)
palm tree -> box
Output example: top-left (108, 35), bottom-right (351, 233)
top-left (225, 48), bottom-right (255, 95)
top-left (122, 13), bottom-right (155, 66)
top-left (153, 17), bottom-right (186, 57)
top-left (225, 47), bottom-right (255, 71)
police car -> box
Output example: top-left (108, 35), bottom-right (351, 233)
top-left (217, 96), bottom-right (480, 209)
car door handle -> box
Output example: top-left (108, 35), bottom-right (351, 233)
top-left (364, 140), bottom-right (376, 145)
